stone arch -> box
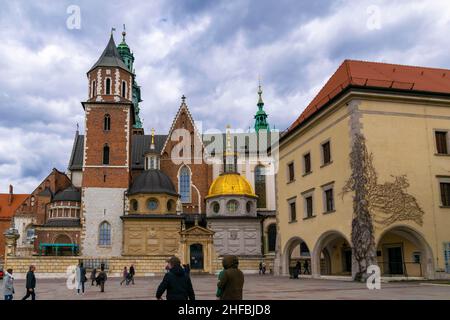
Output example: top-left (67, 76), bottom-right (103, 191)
top-left (53, 233), bottom-right (73, 244)
top-left (312, 230), bottom-right (352, 277)
top-left (282, 236), bottom-right (311, 276)
top-left (376, 224), bottom-right (435, 278)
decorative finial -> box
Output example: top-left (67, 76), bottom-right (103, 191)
top-left (76, 123), bottom-right (79, 132)
top-left (181, 95), bottom-right (186, 104)
top-left (257, 76), bottom-right (264, 106)
top-left (111, 27), bottom-right (116, 36)
top-left (226, 125), bottom-right (232, 152)
top-left (122, 24), bottom-right (126, 42)
top-left (150, 128), bottom-right (155, 150)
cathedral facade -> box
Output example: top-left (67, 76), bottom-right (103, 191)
top-left (9, 31), bottom-right (277, 274)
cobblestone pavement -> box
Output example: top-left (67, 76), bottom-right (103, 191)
top-left (1, 275), bottom-right (449, 300)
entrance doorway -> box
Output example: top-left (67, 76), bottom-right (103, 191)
top-left (190, 243), bottom-right (204, 270)
top-left (386, 245), bottom-right (404, 275)
top-left (343, 248), bottom-right (352, 273)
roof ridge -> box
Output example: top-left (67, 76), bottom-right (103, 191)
top-left (346, 59), bottom-right (450, 72)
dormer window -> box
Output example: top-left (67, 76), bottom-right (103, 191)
top-left (145, 155), bottom-right (160, 170)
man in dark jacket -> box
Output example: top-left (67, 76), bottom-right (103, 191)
top-left (21, 265), bottom-right (36, 300)
top-left (129, 264), bottom-right (135, 285)
top-left (156, 256), bottom-right (195, 300)
top-left (217, 255), bottom-right (244, 300)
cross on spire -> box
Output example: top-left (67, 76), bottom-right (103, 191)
top-left (181, 95), bottom-right (186, 104)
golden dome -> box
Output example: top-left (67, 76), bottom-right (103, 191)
top-left (206, 173), bottom-right (257, 199)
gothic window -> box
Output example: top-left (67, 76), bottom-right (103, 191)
top-left (103, 144), bottom-right (110, 165)
top-left (255, 165), bottom-right (267, 208)
top-left (179, 166), bottom-right (191, 203)
top-left (105, 78), bottom-right (111, 95)
top-left (246, 201), bottom-right (252, 213)
top-left (104, 114), bottom-right (111, 131)
top-left (98, 221), bottom-right (111, 246)
top-left (121, 81), bottom-right (126, 98)
top-left (267, 224), bottom-right (277, 252)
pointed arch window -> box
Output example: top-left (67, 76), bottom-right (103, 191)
top-left (103, 144), bottom-right (110, 165)
top-left (255, 165), bottom-right (267, 208)
top-left (121, 81), bottom-right (126, 98)
top-left (105, 78), bottom-right (111, 95)
top-left (98, 221), bottom-right (111, 246)
top-left (267, 224), bottom-right (277, 252)
top-left (104, 114), bottom-right (111, 131)
top-left (179, 166), bottom-right (191, 203)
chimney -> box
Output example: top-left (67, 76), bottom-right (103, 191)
top-left (8, 184), bottom-right (13, 205)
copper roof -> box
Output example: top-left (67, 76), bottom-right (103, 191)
top-left (288, 60), bottom-right (450, 133)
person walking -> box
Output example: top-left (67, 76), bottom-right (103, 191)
top-left (262, 262), bottom-right (267, 275)
top-left (156, 256), bottom-right (195, 301)
top-left (293, 260), bottom-right (302, 279)
top-left (303, 260), bottom-right (310, 275)
top-left (217, 255), bottom-right (244, 300)
top-left (120, 267), bottom-right (128, 286)
top-left (90, 268), bottom-right (97, 286)
top-left (21, 265), bottom-right (36, 300)
top-left (258, 262), bottom-right (263, 275)
top-left (129, 264), bottom-right (135, 285)
top-left (3, 268), bottom-right (15, 300)
top-left (76, 262), bottom-right (87, 295)
top-left (97, 263), bottom-right (107, 293)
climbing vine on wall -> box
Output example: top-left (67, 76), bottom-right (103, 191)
top-left (342, 134), bottom-right (425, 227)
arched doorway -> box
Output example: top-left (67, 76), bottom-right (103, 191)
top-left (283, 237), bottom-right (311, 276)
top-left (313, 231), bottom-right (352, 277)
top-left (52, 234), bottom-right (73, 256)
top-left (376, 225), bottom-right (434, 278)
top-left (190, 243), bottom-right (204, 270)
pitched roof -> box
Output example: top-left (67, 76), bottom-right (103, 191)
top-left (88, 34), bottom-right (129, 73)
top-left (68, 132), bottom-right (84, 170)
top-left (288, 59), bottom-right (450, 133)
top-left (0, 194), bottom-right (29, 219)
top-left (131, 134), bottom-right (167, 169)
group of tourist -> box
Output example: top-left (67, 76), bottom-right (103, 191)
top-left (2, 255), bottom-right (245, 300)
top-left (2, 265), bottom-right (36, 300)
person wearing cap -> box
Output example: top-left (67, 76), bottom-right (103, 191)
top-left (217, 255), bottom-right (244, 300)
top-left (156, 256), bottom-right (195, 300)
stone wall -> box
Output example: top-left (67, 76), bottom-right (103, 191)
top-left (4, 255), bottom-right (275, 279)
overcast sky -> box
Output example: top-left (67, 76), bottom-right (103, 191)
top-left (1, 0), bottom-right (450, 193)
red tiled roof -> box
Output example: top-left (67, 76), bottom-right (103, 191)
top-left (288, 59), bottom-right (450, 132)
top-left (0, 194), bottom-right (29, 219)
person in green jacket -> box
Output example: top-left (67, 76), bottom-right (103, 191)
top-left (217, 255), bottom-right (244, 300)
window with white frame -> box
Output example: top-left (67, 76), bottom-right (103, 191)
top-left (438, 176), bottom-right (450, 207)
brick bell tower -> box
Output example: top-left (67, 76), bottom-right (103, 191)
top-left (80, 32), bottom-right (135, 257)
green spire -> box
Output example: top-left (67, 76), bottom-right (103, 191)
top-left (117, 25), bottom-right (143, 129)
top-left (254, 81), bottom-right (269, 133)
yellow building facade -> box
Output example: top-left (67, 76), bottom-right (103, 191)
top-left (275, 60), bottom-right (450, 280)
